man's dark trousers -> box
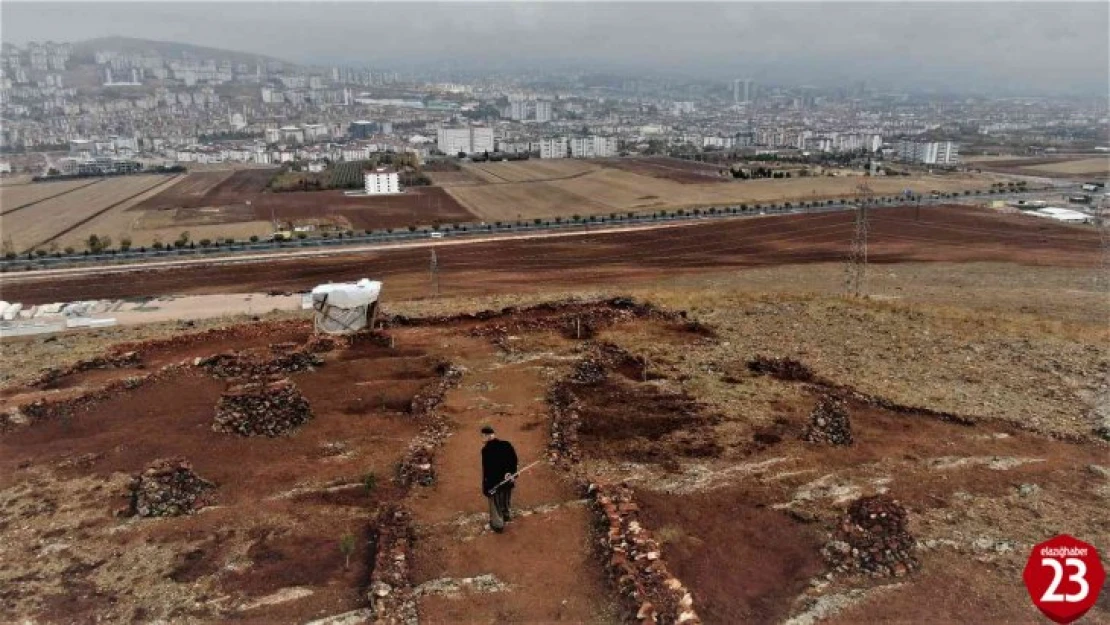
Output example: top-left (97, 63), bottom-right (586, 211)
top-left (488, 486), bottom-right (512, 531)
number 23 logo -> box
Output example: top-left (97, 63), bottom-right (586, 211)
top-left (1040, 558), bottom-right (1089, 603)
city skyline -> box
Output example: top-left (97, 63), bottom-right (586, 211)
top-left (3, 2), bottom-right (1108, 96)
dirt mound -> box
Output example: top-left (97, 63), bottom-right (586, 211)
top-left (824, 494), bottom-right (918, 578)
top-left (213, 377), bottom-right (312, 437)
top-left (389, 298), bottom-right (693, 345)
top-left (195, 349), bottom-right (322, 379)
top-left (29, 350), bottom-right (142, 389)
top-left (747, 355), bottom-right (817, 382)
top-left (802, 395), bottom-right (853, 446)
top-left (128, 457), bottom-right (215, 517)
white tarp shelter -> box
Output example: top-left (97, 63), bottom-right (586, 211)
top-left (311, 279), bottom-right (382, 334)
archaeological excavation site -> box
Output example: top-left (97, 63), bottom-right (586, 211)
top-left (1, 294), bottom-right (1107, 624)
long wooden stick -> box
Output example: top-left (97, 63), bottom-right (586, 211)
top-left (487, 460), bottom-right (543, 495)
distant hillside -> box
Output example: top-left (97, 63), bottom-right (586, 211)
top-left (71, 36), bottom-right (292, 67)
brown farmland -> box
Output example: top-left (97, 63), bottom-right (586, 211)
top-left (1, 175), bottom-right (180, 252)
top-left (6, 206), bottom-right (1099, 305)
top-left (447, 163), bottom-right (997, 221)
top-left (132, 169), bottom-right (476, 233)
top-left (593, 156), bottom-right (730, 183)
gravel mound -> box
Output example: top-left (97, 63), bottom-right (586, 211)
top-left (747, 355), bottom-right (816, 382)
top-left (824, 494), bottom-right (918, 577)
top-left (803, 396), bottom-right (854, 446)
top-left (213, 377), bottom-right (312, 437)
top-left (128, 458), bottom-right (215, 517)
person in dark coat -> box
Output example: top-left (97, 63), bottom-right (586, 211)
top-left (481, 425), bottom-right (518, 532)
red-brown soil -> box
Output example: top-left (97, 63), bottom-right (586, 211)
top-left (8, 206), bottom-right (1099, 305)
top-left (583, 373), bottom-right (1109, 623)
top-left (253, 186), bottom-right (475, 232)
top-left (0, 327), bottom-right (445, 623)
top-left (133, 169), bottom-right (273, 211)
top-left (132, 169), bottom-right (476, 231)
top-left (595, 157), bottom-right (730, 183)
top-left (636, 487), bottom-right (827, 624)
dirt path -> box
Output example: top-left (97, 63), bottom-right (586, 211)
top-left (406, 335), bottom-right (616, 623)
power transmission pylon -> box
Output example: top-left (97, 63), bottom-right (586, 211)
top-left (429, 248), bottom-right (440, 298)
top-left (845, 183), bottom-right (872, 297)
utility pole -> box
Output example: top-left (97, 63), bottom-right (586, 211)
top-left (429, 248), bottom-right (440, 298)
top-left (845, 183), bottom-right (872, 297)
top-left (1098, 197), bottom-right (1110, 292)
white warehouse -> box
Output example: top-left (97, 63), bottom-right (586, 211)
top-left (364, 167), bottom-right (400, 195)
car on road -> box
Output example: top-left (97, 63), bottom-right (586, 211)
top-left (429, 232), bottom-right (445, 239)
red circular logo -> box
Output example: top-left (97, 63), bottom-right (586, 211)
top-left (1023, 534), bottom-right (1105, 624)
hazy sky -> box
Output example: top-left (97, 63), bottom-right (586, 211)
top-left (3, 2), bottom-right (1108, 94)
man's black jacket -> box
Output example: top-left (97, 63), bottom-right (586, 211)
top-left (482, 439), bottom-right (518, 494)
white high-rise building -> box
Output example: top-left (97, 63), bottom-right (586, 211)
top-left (437, 127), bottom-right (494, 155)
top-left (539, 137), bottom-right (567, 159)
top-left (509, 96), bottom-right (529, 121)
top-left (733, 78), bottom-right (755, 104)
top-left (534, 100), bottom-right (552, 123)
top-left (895, 140), bottom-right (959, 165)
top-left (364, 167), bottom-right (400, 195)
top-left (569, 136), bottom-right (618, 158)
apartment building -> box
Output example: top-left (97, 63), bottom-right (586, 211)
top-left (437, 126), bottom-right (494, 155)
top-left (895, 140), bottom-right (959, 165)
top-left (364, 167), bottom-right (400, 195)
top-left (539, 137), bottom-right (568, 159)
top-left (569, 135), bottom-right (618, 158)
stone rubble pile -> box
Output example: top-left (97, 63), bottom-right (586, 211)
top-left (802, 395), bottom-right (854, 446)
top-left (30, 350), bottom-right (143, 388)
top-left (213, 377), bottom-right (313, 437)
top-left (547, 382), bottom-right (583, 468)
top-left (409, 363), bottom-right (464, 417)
top-left (570, 358), bottom-right (608, 385)
top-left (195, 348), bottom-right (323, 379)
top-left (746, 355), bottom-right (817, 382)
top-left (367, 505), bottom-right (418, 625)
top-left (823, 494), bottom-right (918, 578)
top-left (593, 483), bottom-right (700, 625)
top-left (397, 364), bottom-right (464, 487)
top-left (128, 457), bottom-right (215, 517)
